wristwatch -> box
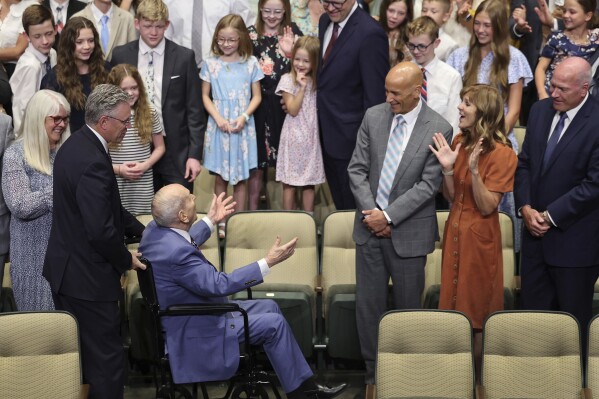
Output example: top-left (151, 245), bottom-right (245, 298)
top-left (542, 210), bottom-right (551, 225)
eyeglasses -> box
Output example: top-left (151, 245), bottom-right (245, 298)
top-left (406, 41), bottom-right (435, 52)
top-left (216, 37), bottom-right (240, 45)
top-left (47, 115), bottom-right (70, 126)
top-left (320, 0), bottom-right (347, 10)
top-left (105, 114), bottom-right (130, 126)
top-left (260, 8), bottom-right (285, 16)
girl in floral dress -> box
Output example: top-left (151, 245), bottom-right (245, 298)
top-left (276, 36), bottom-right (324, 212)
top-left (201, 14), bottom-right (264, 237)
top-left (247, 0), bottom-right (302, 210)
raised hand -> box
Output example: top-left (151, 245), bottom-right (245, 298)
top-left (278, 26), bottom-right (295, 57)
top-left (429, 132), bottom-right (461, 172)
top-left (265, 236), bottom-right (299, 267)
top-left (513, 5), bottom-right (532, 33)
top-left (207, 192), bottom-right (236, 225)
top-left (534, 0), bottom-right (554, 28)
top-left (468, 138), bottom-right (483, 174)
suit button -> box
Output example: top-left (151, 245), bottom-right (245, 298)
top-left (453, 251), bottom-right (458, 256)
top-left (453, 263), bottom-right (458, 269)
top-left (453, 237), bottom-right (458, 242)
top-left (452, 296), bottom-right (457, 302)
top-left (453, 278), bottom-right (458, 285)
top-left (230, 324), bottom-right (235, 329)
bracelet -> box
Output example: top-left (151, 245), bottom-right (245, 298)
top-left (441, 169), bottom-right (454, 176)
top-left (241, 112), bottom-right (250, 122)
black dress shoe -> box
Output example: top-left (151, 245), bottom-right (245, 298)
top-left (304, 382), bottom-right (348, 398)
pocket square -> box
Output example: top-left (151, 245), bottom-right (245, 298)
top-left (170, 75), bottom-right (180, 79)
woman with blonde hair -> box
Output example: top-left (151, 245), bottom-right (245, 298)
top-left (2, 89), bottom-right (71, 310)
top-left (429, 84), bottom-right (517, 379)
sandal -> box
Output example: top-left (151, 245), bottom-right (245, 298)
top-left (218, 222), bottom-right (226, 239)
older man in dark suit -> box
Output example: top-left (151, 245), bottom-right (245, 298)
top-left (318, 0), bottom-right (389, 210)
top-left (515, 56), bottom-right (599, 340)
top-left (112, 0), bottom-right (204, 192)
top-left (43, 84), bottom-right (145, 399)
top-left (348, 62), bottom-right (452, 397)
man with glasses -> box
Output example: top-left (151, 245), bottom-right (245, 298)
top-left (317, 0), bottom-right (389, 210)
top-left (44, 84), bottom-right (146, 399)
top-left (406, 16), bottom-right (461, 136)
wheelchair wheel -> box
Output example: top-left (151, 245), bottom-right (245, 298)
top-left (156, 385), bottom-right (193, 399)
top-left (230, 384), bottom-right (270, 399)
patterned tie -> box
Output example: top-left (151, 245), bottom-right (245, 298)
top-left (56, 6), bottom-right (64, 33)
top-left (100, 15), bottom-right (109, 53)
top-left (421, 67), bottom-right (428, 103)
top-left (542, 112), bottom-right (568, 171)
top-left (145, 51), bottom-right (155, 103)
top-left (44, 58), bottom-right (51, 75)
top-left (323, 23), bottom-right (339, 64)
top-left (192, 1), bottom-right (203, 67)
top-left (377, 115), bottom-right (408, 209)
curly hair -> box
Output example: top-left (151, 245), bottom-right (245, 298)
top-left (379, 0), bottom-right (413, 65)
top-left (463, 0), bottom-right (510, 103)
top-left (108, 64), bottom-right (153, 144)
top-left (458, 84), bottom-right (511, 154)
top-left (56, 16), bottom-right (108, 111)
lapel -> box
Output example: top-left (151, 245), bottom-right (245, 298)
top-left (163, 226), bottom-right (213, 268)
top-left (376, 106), bottom-right (395, 168)
top-left (161, 39), bottom-right (177, 107)
top-left (320, 8), bottom-right (361, 71)
top-left (107, 8), bottom-right (122, 53)
top-left (542, 98), bottom-right (592, 175)
top-left (67, 0), bottom-right (81, 18)
top-left (392, 103), bottom-right (431, 186)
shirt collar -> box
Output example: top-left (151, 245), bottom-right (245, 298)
top-left (561, 93), bottom-right (589, 121)
top-left (87, 124), bottom-right (109, 153)
top-left (396, 99), bottom-right (423, 125)
top-left (49, 0), bottom-right (69, 12)
top-left (27, 43), bottom-right (50, 63)
top-left (336, 1), bottom-right (359, 30)
top-left (91, 2), bottom-right (113, 22)
top-left (170, 227), bottom-right (191, 243)
top-left (140, 37), bottom-right (166, 55)
top-left (420, 55), bottom-right (439, 72)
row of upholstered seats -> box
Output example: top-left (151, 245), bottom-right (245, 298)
top-left (377, 309), bottom-right (599, 399)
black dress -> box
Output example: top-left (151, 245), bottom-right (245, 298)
top-left (248, 24), bottom-right (303, 169)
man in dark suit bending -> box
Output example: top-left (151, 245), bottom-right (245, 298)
top-left (44, 84), bottom-right (146, 399)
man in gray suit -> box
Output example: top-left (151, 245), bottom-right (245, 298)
top-left (348, 61), bottom-right (452, 395)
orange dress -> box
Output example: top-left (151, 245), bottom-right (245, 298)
top-left (438, 135), bottom-right (518, 329)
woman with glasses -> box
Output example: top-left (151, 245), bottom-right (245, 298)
top-left (248, 0), bottom-right (303, 210)
top-left (42, 16), bottom-right (109, 132)
top-left (2, 90), bottom-right (71, 310)
top-left (379, 0), bottom-right (414, 66)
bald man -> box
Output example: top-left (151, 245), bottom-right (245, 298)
top-left (348, 62), bottom-right (452, 394)
top-left (515, 57), bottom-right (599, 338)
top-left (139, 185), bottom-right (346, 399)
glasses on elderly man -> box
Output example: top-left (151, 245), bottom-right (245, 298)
top-left (47, 115), bottom-right (70, 126)
top-left (105, 115), bottom-right (130, 126)
top-left (320, 0), bottom-right (348, 10)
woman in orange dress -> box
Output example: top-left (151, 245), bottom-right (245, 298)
top-left (429, 84), bottom-right (517, 377)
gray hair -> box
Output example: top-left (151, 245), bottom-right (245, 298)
top-left (151, 188), bottom-right (188, 227)
top-left (84, 84), bottom-right (130, 124)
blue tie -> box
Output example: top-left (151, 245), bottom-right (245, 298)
top-left (542, 112), bottom-right (568, 171)
top-left (377, 115), bottom-right (407, 209)
top-left (100, 15), bottom-right (109, 53)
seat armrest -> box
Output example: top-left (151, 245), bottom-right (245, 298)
top-left (476, 384), bottom-right (486, 399)
top-left (514, 275), bottom-right (521, 293)
top-left (163, 303), bottom-right (242, 317)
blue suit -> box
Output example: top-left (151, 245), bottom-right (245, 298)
top-left (317, 6), bottom-right (388, 209)
top-left (139, 220), bottom-right (312, 391)
top-left (514, 96), bottom-right (599, 332)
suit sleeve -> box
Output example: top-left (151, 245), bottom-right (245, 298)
top-left (0, 66), bottom-right (10, 107)
top-left (184, 49), bottom-right (205, 161)
top-left (190, 219), bottom-right (212, 246)
top-left (123, 206), bottom-right (144, 237)
top-left (348, 110), bottom-right (378, 212)
top-left (386, 123), bottom-right (451, 225)
top-left (509, 0), bottom-right (526, 39)
top-left (359, 27), bottom-right (389, 110)
top-left (76, 159), bottom-right (132, 274)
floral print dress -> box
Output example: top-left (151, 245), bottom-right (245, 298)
top-left (200, 56), bottom-right (264, 184)
top-left (248, 24), bottom-right (303, 168)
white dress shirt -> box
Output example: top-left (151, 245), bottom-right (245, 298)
top-left (322, 1), bottom-right (359, 56)
top-left (138, 38), bottom-right (166, 127)
top-left (88, 124), bottom-right (109, 153)
top-left (163, 0), bottom-right (255, 61)
top-left (90, 2), bottom-right (114, 36)
top-left (418, 56), bottom-right (462, 136)
top-left (10, 44), bottom-right (57, 133)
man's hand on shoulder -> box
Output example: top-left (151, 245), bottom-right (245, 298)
top-left (130, 251), bottom-right (146, 271)
top-left (264, 236), bottom-right (298, 268)
top-left (207, 192), bottom-right (236, 225)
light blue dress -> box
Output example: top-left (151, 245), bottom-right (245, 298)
top-left (200, 56), bottom-right (264, 185)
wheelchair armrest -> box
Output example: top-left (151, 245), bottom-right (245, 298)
top-left (163, 303), bottom-right (243, 317)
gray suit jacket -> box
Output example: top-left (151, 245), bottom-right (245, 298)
top-left (0, 114), bottom-right (14, 254)
top-left (348, 102), bottom-right (452, 257)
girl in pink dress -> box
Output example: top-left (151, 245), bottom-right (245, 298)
top-left (275, 36), bottom-right (324, 212)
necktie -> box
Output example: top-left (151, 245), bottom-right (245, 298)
top-left (377, 115), bottom-right (408, 209)
top-left (542, 112), bottom-right (568, 171)
top-left (145, 51), bottom-right (155, 103)
top-left (44, 58), bottom-right (51, 75)
top-left (323, 23), bottom-right (339, 64)
top-left (56, 6), bottom-right (64, 33)
top-left (100, 15), bottom-right (109, 53)
top-left (421, 67), bottom-right (427, 103)
top-left (192, 1), bottom-right (203, 67)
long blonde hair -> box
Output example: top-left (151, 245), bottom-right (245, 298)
top-left (463, 0), bottom-right (510, 102)
top-left (20, 90), bottom-right (71, 175)
top-left (458, 84), bottom-right (510, 154)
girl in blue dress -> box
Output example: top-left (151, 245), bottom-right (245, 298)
top-left (201, 14), bottom-right (264, 238)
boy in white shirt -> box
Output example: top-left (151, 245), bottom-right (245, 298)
top-left (421, 0), bottom-right (458, 61)
top-left (10, 4), bottom-right (57, 133)
top-left (407, 16), bottom-right (461, 136)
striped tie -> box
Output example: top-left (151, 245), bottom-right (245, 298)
top-left (421, 67), bottom-right (427, 103)
top-left (377, 115), bottom-right (407, 209)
